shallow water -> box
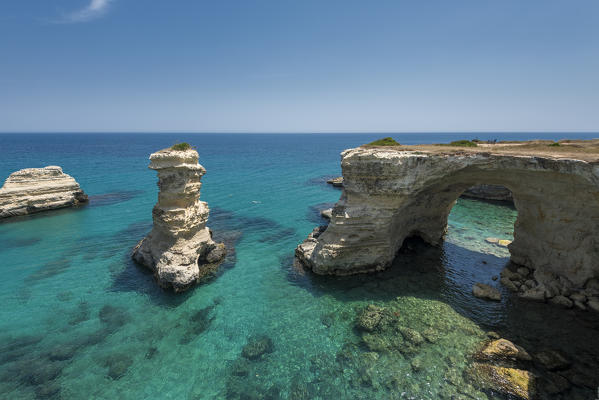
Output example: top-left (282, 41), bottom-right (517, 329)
top-left (0, 133), bottom-right (598, 399)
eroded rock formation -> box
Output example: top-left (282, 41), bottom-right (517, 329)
top-left (0, 166), bottom-right (88, 218)
top-left (297, 146), bottom-right (599, 293)
top-left (132, 147), bottom-right (225, 292)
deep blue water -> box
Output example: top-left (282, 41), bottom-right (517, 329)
top-left (0, 133), bottom-right (598, 399)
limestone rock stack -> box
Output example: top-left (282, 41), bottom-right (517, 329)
top-left (132, 147), bottom-right (225, 292)
top-left (0, 166), bottom-right (88, 218)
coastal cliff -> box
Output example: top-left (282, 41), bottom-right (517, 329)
top-left (132, 146), bottom-right (225, 292)
top-left (328, 176), bottom-right (513, 202)
top-left (0, 166), bottom-right (88, 218)
top-left (297, 141), bottom-right (599, 304)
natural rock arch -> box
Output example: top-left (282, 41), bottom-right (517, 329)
top-left (296, 147), bottom-right (599, 289)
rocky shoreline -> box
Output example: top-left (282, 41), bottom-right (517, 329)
top-left (0, 166), bottom-right (88, 219)
top-left (132, 146), bottom-right (225, 292)
top-left (300, 145), bottom-right (599, 312)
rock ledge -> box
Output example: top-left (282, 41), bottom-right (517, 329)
top-left (0, 166), bottom-right (88, 219)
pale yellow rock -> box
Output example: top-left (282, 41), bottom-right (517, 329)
top-left (132, 147), bottom-right (225, 292)
top-left (296, 146), bottom-right (599, 287)
top-left (498, 239), bottom-right (512, 247)
top-left (0, 166), bottom-right (87, 218)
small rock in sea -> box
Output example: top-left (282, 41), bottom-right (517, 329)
top-left (549, 295), bottom-right (573, 308)
top-left (497, 239), bottom-right (512, 247)
top-left (500, 277), bottom-right (519, 292)
top-left (472, 283), bottom-right (501, 301)
top-left (485, 237), bottom-right (499, 244)
top-left (482, 260), bottom-right (488, 265)
top-left (326, 177), bottom-right (343, 187)
top-left (320, 208), bottom-right (333, 220)
top-left (356, 304), bottom-right (384, 332)
top-left (241, 335), bottom-right (274, 360)
top-left (534, 350), bottom-right (570, 371)
top-left (476, 339), bottom-right (531, 362)
top-left (491, 275), bottom-right (498, 281)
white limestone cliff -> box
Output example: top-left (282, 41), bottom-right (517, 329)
top-left (0, 166), bottom-right (88, 218)
top-left (132, 147), bottom-right (225, 292)
top-left (297, 146), bottom-right (599, 294)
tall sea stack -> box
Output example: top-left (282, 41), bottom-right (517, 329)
top-left (132, 146), bottom-right (225, 292)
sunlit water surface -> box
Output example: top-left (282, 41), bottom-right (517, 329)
top-left (0, 133), bottom-right (598, 399)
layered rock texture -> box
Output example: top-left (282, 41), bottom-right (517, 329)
top-left (0, 166), bottom-right (88, 218)
top-left (327, 176), bottom-right (513, 202)
top-left (462, 184), bottom-right (513, 202)
top-left (132, 147), bottom-right (225, 292)
top-left (297, 142), bottom-right (599, 294)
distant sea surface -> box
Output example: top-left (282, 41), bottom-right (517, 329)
top-left (1, 132), bottom-right (598, 399)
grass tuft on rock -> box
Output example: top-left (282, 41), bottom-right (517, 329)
top-left (364, 137), bottom-right (401, 146)
top-left (447, 140), bottom-right (478, 147)
top-left (171, 142), bottom-right (192, 151)
top-left (548, 142), bottom-right (561, 147)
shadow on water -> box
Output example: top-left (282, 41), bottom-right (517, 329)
top-left (306, 202), bottom-right (336, 225)
top-left (87, 190), bottom-right (145, 207)
top-left (109, 208), bottom-right (244, 307)
top-left (304, 174), bottom-right (342, 191)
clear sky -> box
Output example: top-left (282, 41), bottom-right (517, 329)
top-left (1, 1), bottom-right (598, 132)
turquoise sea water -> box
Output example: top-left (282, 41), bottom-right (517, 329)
top-left (1, 133), bottom-right (598, 400)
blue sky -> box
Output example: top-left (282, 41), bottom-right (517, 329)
top-left (0, 0), bottom-right (598, 132)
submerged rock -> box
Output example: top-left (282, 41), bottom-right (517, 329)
top-left (472, 283), bottom-right (501, 301)
top-left (241, 335), bottom-right (274, 360)
top-left (0, 166), bottom-right (88, 218)
top-left (132, 147), bottom-right (226, 292)
top-left (534, 350), bottom-right (570, 371)
top-left (356, 304), bottom-right (384, 332)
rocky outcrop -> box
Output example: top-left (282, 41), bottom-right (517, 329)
top-left (500, 265), bottom-right (599, 312)
top-left (132, 147), bottom-right (225, 292)
top-left (326, 177), bottom-right (344, 187)
top-left (472, 283), bottom-right (501, 301)
top-left (296, 146), bottom-right (599, 290)
top-left (0, 166), bottom-right (88, 218)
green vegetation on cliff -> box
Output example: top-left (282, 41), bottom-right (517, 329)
top-left (447, 140), bottom-right (478, 147)
top-left (171, 142), bottom-right (192, 151)
top-left (364, 137), bottom-right (401, 146)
